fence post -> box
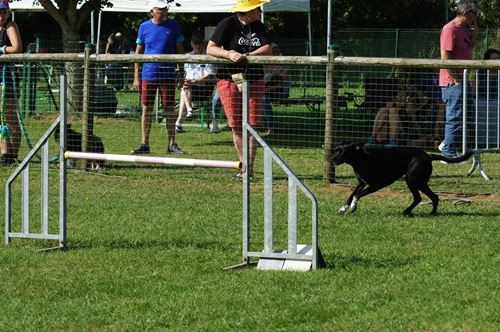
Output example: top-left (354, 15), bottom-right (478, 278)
top-left (81, 43), bottom-right (94, 170)
top-left (394, 28), bottom-right (400, 58)
top-left (323, 45), bottom-right (339, 183)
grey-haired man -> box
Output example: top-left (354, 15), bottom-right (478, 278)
top-left (439, 0), bottom-right (478, 157)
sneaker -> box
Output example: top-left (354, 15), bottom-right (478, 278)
top-left (234, 170), bottom-right (254, 180)
top-left (131, 144), bottom-right (150, 155)
top-left (367, 137), bottom-right (378, 145)
top-left (438, 141), bottom-right (445, 152)
top-left (186, 109), bottom-right (194, 119)
top-left (168, 143), bottom-right (184, 154)
top-left (175, 124), bottom-right (184, 133)
top-left (210, 119), bottom-right (219, 133)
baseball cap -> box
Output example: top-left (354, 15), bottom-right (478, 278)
top-left (0, 0), bottom-right (10, 10)
top-left (149, 0), bottom-right (169, 11)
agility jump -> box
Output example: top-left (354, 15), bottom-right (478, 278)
top-left (64, 151), bottom-right (241, 169)
top-left (5, 76), bottom-right (321, 271)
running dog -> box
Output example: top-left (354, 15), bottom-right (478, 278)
top-left (330, 142), bottom-right (473, 216)
top-left (54, 124), bottom-right (105, 169)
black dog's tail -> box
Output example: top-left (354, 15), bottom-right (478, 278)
top-left (430, 150), bottom-right (473, 164)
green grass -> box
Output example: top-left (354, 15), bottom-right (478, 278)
top-left (0, 116), bottom-right (499, 330)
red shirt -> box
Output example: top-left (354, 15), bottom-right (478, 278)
top-left (439, 21), bottom-right (473, 86)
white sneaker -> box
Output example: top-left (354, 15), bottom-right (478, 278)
top-left (438, 141), bottom-right (445, 152)
top-left (186, 108), bottom-right (194, 119)
top-left (210, 119), bottom-right (219, 133)
top-left (175, 123), bottom-right (184, 133)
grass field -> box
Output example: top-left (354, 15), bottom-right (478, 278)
top-left (0, 117), bottom-right (499, 330)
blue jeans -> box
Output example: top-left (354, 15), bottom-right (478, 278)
top-left (212, 89), bottom-right (221, 119)
top-left (263, 95), bottom-right (273, 130)
top-left (441, 85), bottom-right (465, 156)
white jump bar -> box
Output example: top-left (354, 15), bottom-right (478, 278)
top-left (64, 151), bottom-right (241, 169)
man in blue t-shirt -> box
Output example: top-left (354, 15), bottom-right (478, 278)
top-left (132, 0), bottom-right (185, 155)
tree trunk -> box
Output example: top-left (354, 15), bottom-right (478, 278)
top-left (62, 29), bottom-right (84, 113)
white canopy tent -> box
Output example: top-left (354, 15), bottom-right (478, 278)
top-left (10, 0), bottom-right (309, 12)
top-left (10, 0), bottom-right (312, 54)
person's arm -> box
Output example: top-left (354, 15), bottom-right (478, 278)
top-left (133, 44), bottom-right (144, 91)
top-left (207, 40), bottom-right (246, 63)
top-left (441, 49), bottom-right (462, 85)
top-left (190, 73), bottom-right (214, 85)
top-left (3, 22), bottom-right (22, 54)
top-left (247, 44), bottom-right (272, 56)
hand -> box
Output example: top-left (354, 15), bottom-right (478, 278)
top-left (133, 78), bottom-right (141, 92)
top-left (227, 50), bottom-right (247, 63)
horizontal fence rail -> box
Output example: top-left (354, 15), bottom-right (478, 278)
top-left (0, 52), bottom-right (498, 186)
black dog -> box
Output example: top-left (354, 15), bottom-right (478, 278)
top-left (54, 124), bottom-right (105, 169)
top-left (330, 142), bottom-right (473, 215)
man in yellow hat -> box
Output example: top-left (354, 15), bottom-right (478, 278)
top-left (207, 0), bottom-right (272, 178)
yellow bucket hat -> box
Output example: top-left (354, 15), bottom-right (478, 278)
top-left (230, 0), bottom-right (270, 13)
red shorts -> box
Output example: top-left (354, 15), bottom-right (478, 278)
top-left (141, 80), bottom-right (175, 109)
top-left (217, 79), bottom-right (264, 129)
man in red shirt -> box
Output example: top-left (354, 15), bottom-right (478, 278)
top-left (439, 0), bottom-right (477, 157)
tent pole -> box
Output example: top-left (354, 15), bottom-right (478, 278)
top-left (90, 11), bottom-right (95, 45)
top-left (327, 0), bottom-right (332, 49)
top-left (96, 11), bottom-right (102, 54)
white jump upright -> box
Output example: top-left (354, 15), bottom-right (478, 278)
top-left (5, 75), bottom-right (68, 248)
top-left (229, 81), bottom-right (324, 271)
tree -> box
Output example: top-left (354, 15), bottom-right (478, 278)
top-left (15, 0), bottom-right (179, 112)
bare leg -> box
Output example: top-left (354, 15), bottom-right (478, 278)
top-left (176, 89), bottom-right (187, 125)
top-left (165, 104), bottom-right (176, 146)
top-left (372, 107), bottom-right (390, 142)
top-left (183, 87), bottom-right (193, 111)
top-left (405, 102), bottom-right (420, 134)
top-left (3, 101), bottom-right (21, 159)
top-left (387, 106), bottom-right (401, 140)
top-left (141, 104), bottom-right (153, 146)
top-left (232, 128), bottom-right (257, 174)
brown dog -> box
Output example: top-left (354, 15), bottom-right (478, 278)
top-left (330, 143), bottom-right (472, 215)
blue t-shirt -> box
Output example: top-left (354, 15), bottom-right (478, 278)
top-left (136, 19), bottom-right (184, 80)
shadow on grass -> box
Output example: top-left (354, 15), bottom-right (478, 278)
top-left (325, 254), bottom-right (420, 270)
top-left (41, 238), bottom-right (236, 252)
